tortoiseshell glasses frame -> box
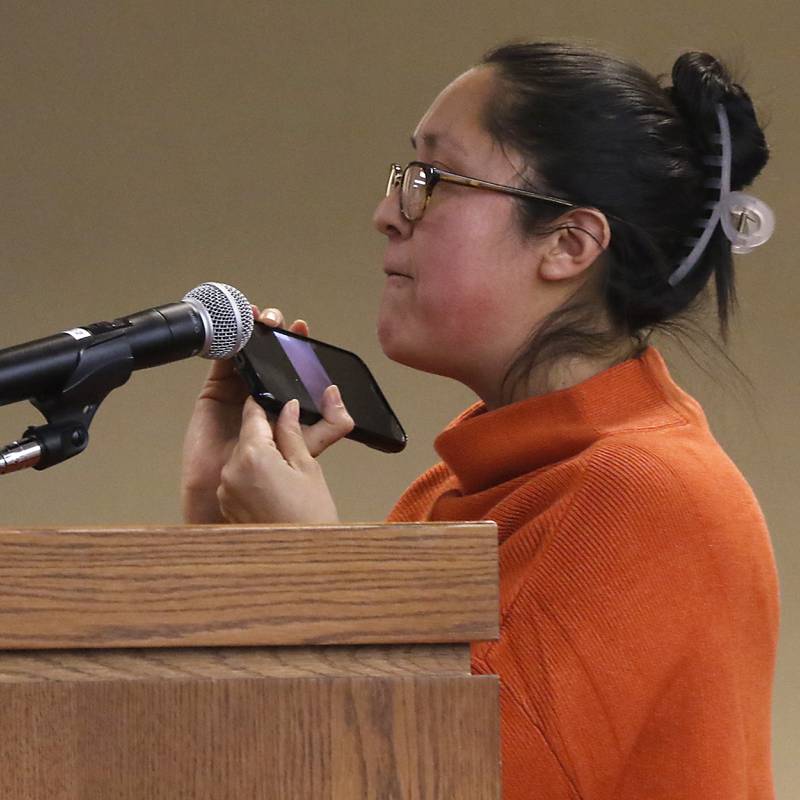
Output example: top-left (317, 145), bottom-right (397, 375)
top-left (385, 161), bottom-right (578, 222)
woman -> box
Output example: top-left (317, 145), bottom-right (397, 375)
top-left (181, 43), bottom-right (779, 799)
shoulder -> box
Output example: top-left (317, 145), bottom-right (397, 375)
top-left (524, 430), bottom-right (775, 614)
top-left (494, 424), bottom-right (772, 603)
top-left (573, 426), bottom-right (766, 540)
top-left (500, 417), bottom-right (747, 542)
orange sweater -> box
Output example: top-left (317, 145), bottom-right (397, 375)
top-left (387, 347), bottom-right (778, 800)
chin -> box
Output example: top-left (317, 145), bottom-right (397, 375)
top-left (377, 327), bottom-right (414, 367)
top-left (378, 334), bottom-right (450, 378)
top-left (377, 314), bottom-right (464, 378)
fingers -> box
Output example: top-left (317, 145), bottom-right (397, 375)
top-left (274, 399), bottom-right (316, 470)
top-left (236, 389), bottom-right (352, 465)
top-left (238, 396), bottom-right (278, 451)
top-left (302, 385), bottom-right (355, 458)
top-left (259, 308), bottom-right (284, 328)
top-left (289, 319), bottom-right (310, 336)
top-left (216, 398), bottom-right (277, 523)
top-left (197, 355), bottom-right (249, 405)
top-left (218, 394), bottom-right (341, 525)
top-left (206, 356), bottom-right (237, 380)
top-left (217, 398), bottom-right (277, 520)
top-left (257, 307), bottom-right (310, 337)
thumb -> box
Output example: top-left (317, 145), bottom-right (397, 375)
top-left (274, 399), bottom-right (314, 470)
top-left (302, 385), bottom-right (355, 457)
top-left (239, 396), bottom-right (277, 449)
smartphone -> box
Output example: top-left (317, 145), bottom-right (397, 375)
top-left (233, 322), bottom-right (407, 453)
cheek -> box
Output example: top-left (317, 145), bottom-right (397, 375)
top-left (417, 267), bottom-right (494, 342)
top-left (377, 198), bottom-right (539, 371)
top-left (416, 212), bottom-right (525, 336)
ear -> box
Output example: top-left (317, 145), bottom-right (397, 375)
top-left (537, 208), bottom-right (611, 282)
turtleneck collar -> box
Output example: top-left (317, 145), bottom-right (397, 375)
top-left (433, 347), bottom-right (702, 494)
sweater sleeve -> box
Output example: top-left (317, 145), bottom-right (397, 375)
top-left (471, 649), bottom-right (581, 800)
top-left (474, 440), bottom-right (778, 800)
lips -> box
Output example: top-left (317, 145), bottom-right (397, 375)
top-left (383, 266), bottom-right (412, 279)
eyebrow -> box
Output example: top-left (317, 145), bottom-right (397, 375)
top-left (409, 131), bottom-right (467, 156)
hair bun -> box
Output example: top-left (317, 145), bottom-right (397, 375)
top-left (669, 51), bottom-right (769, 190)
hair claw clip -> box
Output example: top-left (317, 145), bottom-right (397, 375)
top-left (721, 191), bottom-right (775, 254)
top-left (669, 104), bottom-right (775, 287)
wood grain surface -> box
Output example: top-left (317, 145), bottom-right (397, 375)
top-left (0, 522), bottom-right (499, 649)
top-left (0, 643), bottom-right (472, 681)
top-left (0, 673), bottom-right (501, 799)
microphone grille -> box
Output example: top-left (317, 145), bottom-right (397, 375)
top-left (182, 282), bottom-right (254, 359)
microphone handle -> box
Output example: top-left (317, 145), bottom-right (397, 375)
top-left (121, 303), bottom-right (208, 369)
top-left (0, 334), bottom-right (80, 407)
top-left (0, 302), bottom-right (207, 407)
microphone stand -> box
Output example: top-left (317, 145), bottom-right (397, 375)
top-left (0, 329), bottom-right (135, 474)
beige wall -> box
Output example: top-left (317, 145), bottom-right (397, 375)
top-left (1, 1), bottom-right (797, 794)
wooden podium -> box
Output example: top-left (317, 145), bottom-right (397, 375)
top-left (0, 522), bottom-right (500, 799)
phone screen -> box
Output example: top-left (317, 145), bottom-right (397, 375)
top-left (235, 324), bottom-right (407, 453)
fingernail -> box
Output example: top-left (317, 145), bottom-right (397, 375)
top-left (262, 309), bottom-right (280, 324)
top-left (329, 385), bottom-right (343, 407)
top-left (287, 398), bottom-right (300, 420)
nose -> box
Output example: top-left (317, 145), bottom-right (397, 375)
top-left (373, 186), bottom-right (413, 240)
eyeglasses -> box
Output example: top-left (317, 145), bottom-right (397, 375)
top-left (385, 161), bottom-right (578, 223)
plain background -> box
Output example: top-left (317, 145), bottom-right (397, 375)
top-left (1, 1), bottom-right (797, 794)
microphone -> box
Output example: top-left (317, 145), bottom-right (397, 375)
top-left (0, 282), bottom-right (253, 473)
top-left (0, 282), bottom-right (253, 407)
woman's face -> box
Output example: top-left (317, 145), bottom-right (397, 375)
top-left (372, 66), bottom-right (560, 404)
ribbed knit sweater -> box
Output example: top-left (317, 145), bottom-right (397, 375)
top-left (387, 347), bottom-right (779, 800)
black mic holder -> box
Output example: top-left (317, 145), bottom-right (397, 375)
top-left (1, 329), bottom-right (135, 473)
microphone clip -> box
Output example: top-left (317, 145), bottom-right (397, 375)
top-left (1, 329), bottom-right (134, 474)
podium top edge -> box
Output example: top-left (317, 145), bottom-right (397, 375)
top-left (0, 521), bottom-right (499, 649)
top-left (0, 521), bottom-right (498, 535)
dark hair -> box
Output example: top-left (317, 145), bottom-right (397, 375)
top-left (479, 42), bottom-right (769, 396)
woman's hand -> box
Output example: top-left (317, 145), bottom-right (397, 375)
top-left (180, 307), bottom-right (353, 524)
top-left (216, 395), bottom-right (345, 524)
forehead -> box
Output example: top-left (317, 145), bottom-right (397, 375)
top-left (412, 67), bottom-right (496, 157)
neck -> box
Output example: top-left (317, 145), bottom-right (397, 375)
top-left (480, 339), bottom-right (643, 411)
